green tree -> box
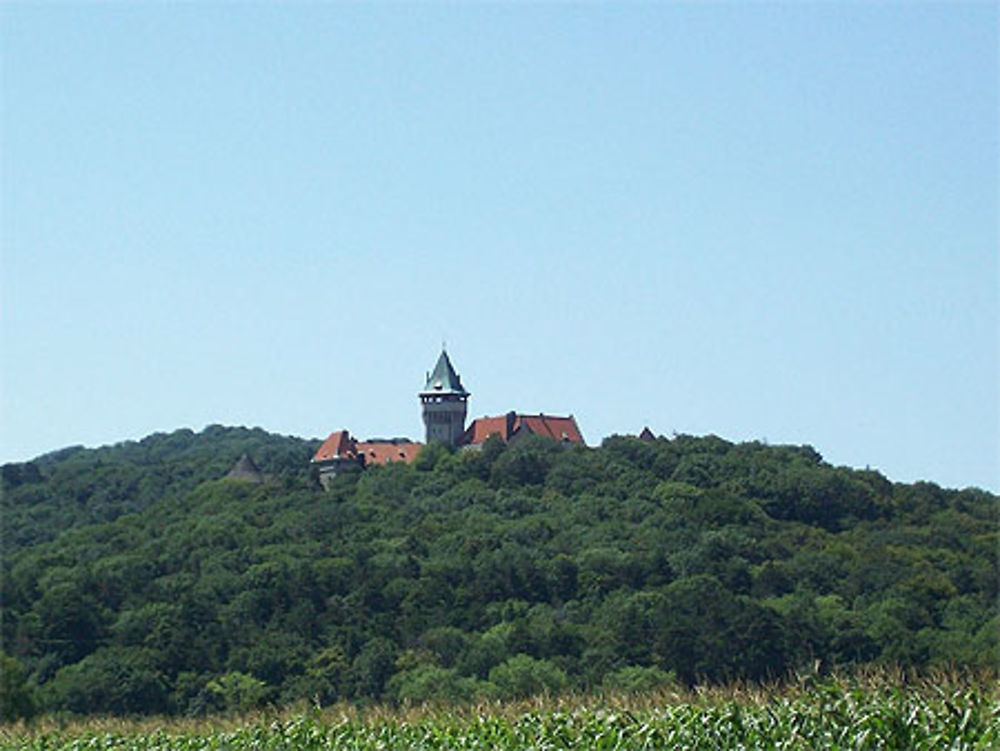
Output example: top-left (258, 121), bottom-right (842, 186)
top-left (652, 575), bottom-right (736, 684)
top-left (414, 442), bottom-right (453, 472)
top-left (351, 637), bottom-right (397, 699)
top-left (204, 671), bottom-right (270, 713)
top-left (388, 665), bottom-right (493, 704)
top-left (45, 647), bottom-right (169, 715)
top-left (0, 651), bottom-right (36, 722)
top-left (488, 654), bottom-right (567, 699)
top-left (490, 436), bottom-right (561, 487)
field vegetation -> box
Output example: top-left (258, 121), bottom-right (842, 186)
top-left (3, 671), bottom-right (998, 750)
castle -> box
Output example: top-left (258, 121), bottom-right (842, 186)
top-left (311, 350), bottom-right (584, 487)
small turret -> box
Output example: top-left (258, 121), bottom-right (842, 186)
top-left (226, 453), bottom-right (263, 483)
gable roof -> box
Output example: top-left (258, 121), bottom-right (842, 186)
top-left (462, 412), bottom-right (584, 446)
top-left (421, 350), bottom-right (468, 396)
top-left (516, 414), bottom-right (584, 444)
top-left (312, 430), bottom-right (356, 462)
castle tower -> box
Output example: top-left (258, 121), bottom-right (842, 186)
top-left (420, 349), bottom-right (469, 447)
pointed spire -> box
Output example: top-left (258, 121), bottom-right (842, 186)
top-left (421, 349), bottom-right (468, 395)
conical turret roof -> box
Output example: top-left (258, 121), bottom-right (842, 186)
top-left (421, 350), bottom-right (468, 396)
top-left (226, 453), bottom-right (263, 482)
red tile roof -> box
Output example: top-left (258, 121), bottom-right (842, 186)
top-left (516, 414), bottom-right (584, 444)
top-left (313, 430), bottom-right (423, 466)
top-left (461, 413), bottom-right (516, 444)
top-left (312, 430), bottom-right (357, 462)
top-left (356, 441), bottom-right (423, 465)
top-left (462, 412), bottom-right (584, 446)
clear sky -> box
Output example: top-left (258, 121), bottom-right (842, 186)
top-left (2, 3), bottom-right (996, 491)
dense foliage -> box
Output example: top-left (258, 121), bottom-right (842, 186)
top-left (3, 676), bottom-right (998, 750)
top-left (1, 426), bottom-right (996, 717)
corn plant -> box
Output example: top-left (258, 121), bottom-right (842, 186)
top-left (4, 675), bottom-right (997, 750)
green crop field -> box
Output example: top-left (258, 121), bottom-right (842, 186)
top-left (3, 674), bottom-right (998, 750)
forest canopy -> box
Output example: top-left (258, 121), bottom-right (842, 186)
top-left (1, 426), bottom-right (996, 718)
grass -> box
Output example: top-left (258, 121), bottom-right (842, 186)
top-left (4, 670), bottom-right (998, 750)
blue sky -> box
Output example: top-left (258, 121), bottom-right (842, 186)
top-left (2, 3), bottom-right (996, 491)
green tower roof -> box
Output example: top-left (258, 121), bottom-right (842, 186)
top-left (421, 350), bottom-right (468, 396)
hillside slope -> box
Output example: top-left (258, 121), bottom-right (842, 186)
top-left (1, 427), bottom-right (996, 717)
top-left (2, 426), bottom-right (319, 549)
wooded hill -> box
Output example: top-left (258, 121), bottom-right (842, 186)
top-left (1, 426), bottom-right (996, 717)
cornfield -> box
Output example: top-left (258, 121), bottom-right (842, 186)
top-left (5, 674), bottom-right (998, 750)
